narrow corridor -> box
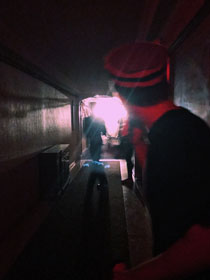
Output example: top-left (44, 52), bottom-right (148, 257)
top-left (3, 160), bottom-right (130, 280)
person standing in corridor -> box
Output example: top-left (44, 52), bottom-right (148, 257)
top-left (105, 41), bottom-right (210, 280)
top-left (83, 107), bottom-right (106, 162)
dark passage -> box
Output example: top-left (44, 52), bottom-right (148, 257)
top-left (4, 161), bottom-right (129, 280)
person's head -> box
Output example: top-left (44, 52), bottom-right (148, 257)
top-left (104, 41), bottom-right (170, 107)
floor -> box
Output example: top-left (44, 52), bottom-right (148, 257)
top-left (3, 144), bottom-right (152, 280)
top-left (3, 160), bottom-right (127, 280)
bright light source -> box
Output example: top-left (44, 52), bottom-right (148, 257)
top-left (92, 97), bottom-right (127, 137)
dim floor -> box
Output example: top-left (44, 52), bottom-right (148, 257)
top-left (3, 145), bottom-right (152, 280)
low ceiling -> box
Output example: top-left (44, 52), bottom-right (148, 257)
top-left (0, 0), bottom-right (209, 98)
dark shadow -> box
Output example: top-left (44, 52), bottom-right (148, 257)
top-left (78, 162), bottom-right (112, 280)
top-left (96, 185), bottom-right (113, 280)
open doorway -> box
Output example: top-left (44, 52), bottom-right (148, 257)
top-left (80, 95), bottom-right (128, 160)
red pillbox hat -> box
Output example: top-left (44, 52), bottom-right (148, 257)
top-left (104, 41), bottom-right (169, 88)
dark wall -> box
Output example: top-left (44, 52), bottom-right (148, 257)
top-left (0, 61), bottom-right (77, 239)
top-left (173, 14), bottom-right (210, 126)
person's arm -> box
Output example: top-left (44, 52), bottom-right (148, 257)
top-left (113, 224), bottom-right (210, 280)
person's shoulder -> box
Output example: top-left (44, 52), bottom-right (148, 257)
top-left (174, 108), bottom-right (210, 135)
top-left (154, 108), bottom-right (209, 131)
top-left (150, 107), bottom-right (210, 143)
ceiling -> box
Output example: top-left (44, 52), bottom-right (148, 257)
top-left (0, 0), bottom-right (209, 99)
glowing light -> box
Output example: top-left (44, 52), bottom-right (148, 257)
top-left (92, 97), bottom-right (127, 137)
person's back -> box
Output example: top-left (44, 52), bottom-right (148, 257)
top-left (87, 118), bottom-right (105, 142)
top-left (86, 117), bottom-right (106, 161)
top-left (146, 108), bottom-right (210, 257)
top-left (105, 41), bottom-right (210, 280)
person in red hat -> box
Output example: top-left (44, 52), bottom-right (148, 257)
top-left (105, 41), bottom-right (210, 279)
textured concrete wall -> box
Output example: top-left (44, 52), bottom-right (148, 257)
top-left (173, 14), bottom-right (210, 126)
top-left (0, 61), bottom-right (76, 239)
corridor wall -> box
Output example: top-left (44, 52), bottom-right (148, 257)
top-left (173, 13), bottom-right (210, 126)
top-left (0, 61), bottom-right (78, 242)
